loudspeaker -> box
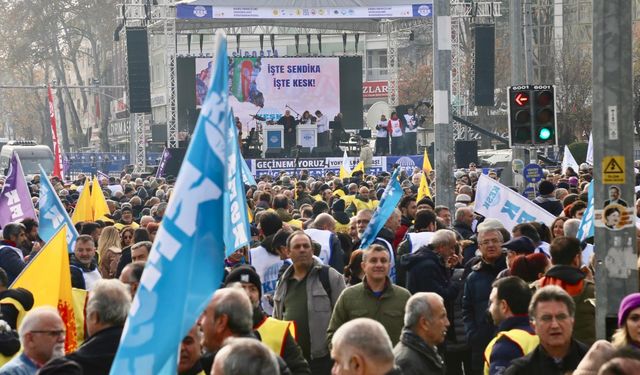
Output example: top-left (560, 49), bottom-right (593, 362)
top-left (126, 28), bottom-right (152, 113)
top-left (265, 149), bottom-right (285, 158)
top-left (474, 24), bottom-right (495, 107)
top-left (164, 148), bottom-right (187, 177)
top-left (314, 146), bottom-right (333, 157)
top-left (455, 141), bottom-right (478, 169)
top-left (151, 124), bottom-right (167, 144)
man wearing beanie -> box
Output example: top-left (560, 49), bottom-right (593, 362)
top-left (533, 181), bottom-right (563, 216)
top-left (225, 265), bottom-right (310, 375)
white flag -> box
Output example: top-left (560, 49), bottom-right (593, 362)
top-left (474, 174), bottom-right (557, 231)
top-left (561, 145), bottom-right (580, 174)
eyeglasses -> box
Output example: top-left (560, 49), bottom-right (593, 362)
top-left (479, 239), bottom-right (501, 246)
top-left (537, 313), bottom-right (570, 323)
top-left (31, 330), bottom-right (66, 338)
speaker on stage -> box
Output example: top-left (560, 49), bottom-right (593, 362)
top-left (474, 24), bottom-right (495, 107)
top-left (455, 141), bottom-right (478, 169)
top-left (164, 148), bottom-right (187, 177)
top-left (126, 28), bottom-right (152, 113)
top-left (314, 146), bottom-right (333, 158)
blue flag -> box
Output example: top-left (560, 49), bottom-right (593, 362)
top-left (360, 168), bottom-right (403, 250)
top-left (223, 110), bottom-right (251, 254)
top-left (240, 153), bottom-right (257, 186)
top-left (109, 31), bottom-right (230, 375)
top-left (38, 165), bottom-right (78, 252)
top-left (577, 182), bottom-right (594, 241)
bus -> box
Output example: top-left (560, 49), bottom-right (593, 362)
top-left (0, 141), bottom-right (55, 179)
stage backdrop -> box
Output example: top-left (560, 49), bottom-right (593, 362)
top-left (195, 57), bottom-right (340, 135)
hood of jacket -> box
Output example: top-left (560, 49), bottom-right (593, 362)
top-left (539, 265), bottom-right (586, 296)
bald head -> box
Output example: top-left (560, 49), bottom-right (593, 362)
top-left (313, 213), bottom-right (336, 232)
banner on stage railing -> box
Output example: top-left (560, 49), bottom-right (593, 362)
top-left (196, 57), bottom-right (340, 135)
top-left (178, 4), bottom-right (433, 20)
top-left (250, 156), bottom-right (385, 178)
top-left (386, 155), bottom-right (425, 175)
top-left (474, 174), bottom-right (557, 231)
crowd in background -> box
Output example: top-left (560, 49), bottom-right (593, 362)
top-left (0, 161), bottom-right (638, 375)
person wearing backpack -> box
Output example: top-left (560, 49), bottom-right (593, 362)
top-left (273, 231), bottom-right (346, 375)
top-left (326, 244), bottom-right (411, 348)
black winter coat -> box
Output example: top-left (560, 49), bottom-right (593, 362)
top-left (65, 326), bottom-right (123, 375)
top-left (505, 339), bottom-right (588, 375)
top-left (394, 329), bottom-right (446, 375)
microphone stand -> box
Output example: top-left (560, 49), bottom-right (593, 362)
top-left (291, 145), bottom-right (303, 179)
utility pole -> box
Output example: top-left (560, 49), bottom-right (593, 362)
top-left (508, 0), bottom-right (526, 189)
top-left (433, 0), bottom-right (455, 211)
top-left (592, 1), bottom-right (637, 340)
top-left (523, 0), bottom-right (535, 84)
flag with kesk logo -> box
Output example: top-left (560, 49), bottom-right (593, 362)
top-left (110, 31), bottom-right (236, 375)
top-left (38, 165), bottom-right (79, 253)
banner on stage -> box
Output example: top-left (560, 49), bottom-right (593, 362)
top-left (178, 4), bottom-right (433, 20)
top-left (251, 156), bottom-right (385, 177)
top-left (474, 174), bottom-right (557, 230)
top-left (386, 155), bottom-right (424, 175)
top-left (196, 57), bottom-right (340, 134)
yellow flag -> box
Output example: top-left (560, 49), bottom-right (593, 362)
top-left (422, 149), bottom-right (433, 174)
top-left (71, 179), bottom-right (92, 224)
top-left (12, 227), bottom-right (78, 352)
top-left (417, 172), bottom-right (432, 200)
top-left (91, 177), bottom-right (112, 222)
top-left (352, 161), bottom-right (365, 175)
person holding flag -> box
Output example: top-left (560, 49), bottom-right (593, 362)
top-left (109, 30), bottom-right (252, 375)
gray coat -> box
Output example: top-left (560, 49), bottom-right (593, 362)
top-left (273, 258), bottom-right (346, 360)
top-left (394, 329), bottom-right (446, 375)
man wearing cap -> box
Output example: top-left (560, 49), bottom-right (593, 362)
top-left (113, 206), bottom-right (140, 231)
top-left (533, 181), bottom-right (563, 216)
top-left (225, 265), bottom-right (310, 375)
top-left (496, 237), bottom-right (536, 279)
top-left (453, 207), bottom-right (475, 240)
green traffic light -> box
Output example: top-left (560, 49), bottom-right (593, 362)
top-left (539, 127), bottom-right (552, 140)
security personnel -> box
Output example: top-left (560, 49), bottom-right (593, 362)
top-left (225, 265), bottom-right (310, 375)
top-left (485, 277), bottom-right (539, 375)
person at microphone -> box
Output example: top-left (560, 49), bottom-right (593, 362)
top-left (277, 109), bottom-right (298, 150)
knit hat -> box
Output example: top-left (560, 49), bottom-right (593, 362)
top-left (618, 293), bottom-right (640, 327)
top-left (225, 265), bottom-right (262, 298)
top-left (568, 177), bottom-right (579, 187)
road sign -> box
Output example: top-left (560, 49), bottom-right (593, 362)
top-left (523, 163), bottom-right (543, 184)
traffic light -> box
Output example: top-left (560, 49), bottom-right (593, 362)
top-left (532, 86), bottom-right (556, 144)
top-left (507, 85), bottom-right (557, 146)
top-left (508, 86), bottom-right (532, 146)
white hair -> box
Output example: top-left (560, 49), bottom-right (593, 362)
top-left (332, 318), bottom-right (394, 366)
top-left (404, 292), bottom-right (444, 328)
top-left (18, 306), bottom-right (61, 343)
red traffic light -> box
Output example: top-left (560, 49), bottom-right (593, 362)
top-left (514, 92), bottom-right (529, 106)
top-left (536, 90), bottom-right (553, 106)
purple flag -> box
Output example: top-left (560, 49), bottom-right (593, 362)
top-left (155, 148), bottom-right (172, 178)
top-left (0, 154), bottom-right (36, 227)
top-left (96, 170), bottom-right (110, 180)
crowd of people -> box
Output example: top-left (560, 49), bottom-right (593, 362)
top-left (0, 160), bottom-right (638, 375)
